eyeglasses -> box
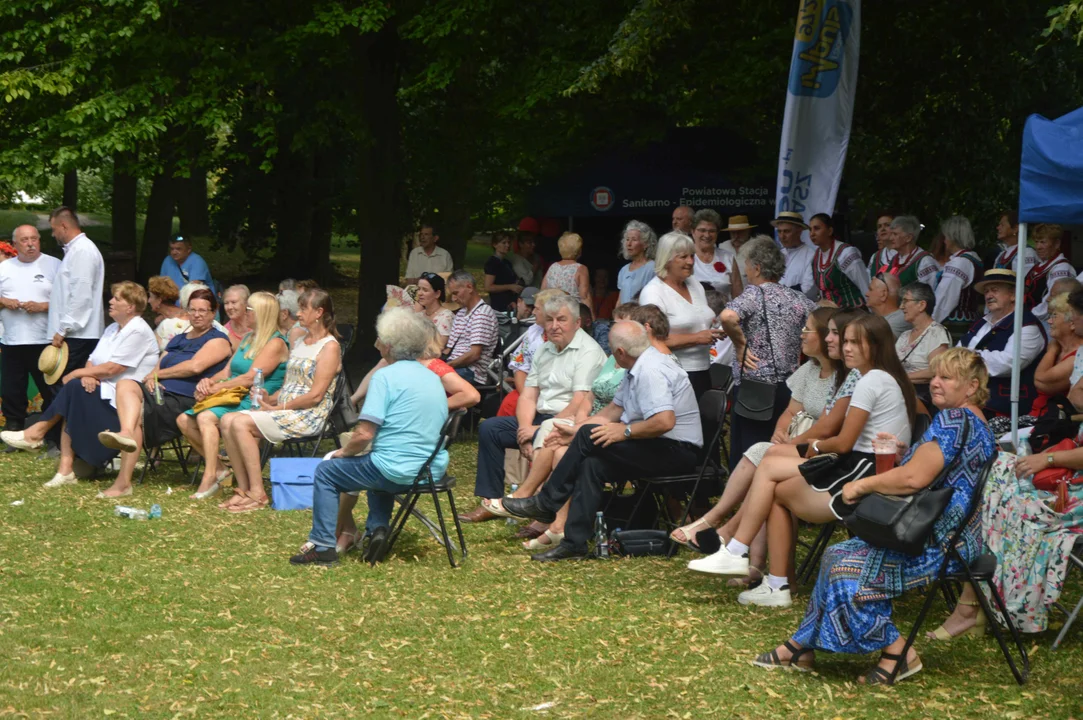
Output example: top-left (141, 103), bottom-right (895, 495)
top-left (800, 327), bottom-right (815, 334)
top-left (900, 298), bottom-right (919, 305)
top-left (188, 308), bottom-right (214, 316)
top-left (420, 272), bottom-right (440, 283)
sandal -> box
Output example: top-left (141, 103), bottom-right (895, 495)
top-left (860, 651), bottom-right (922, 685)
top-left (727, 565), bottom-right (765, 588)
top-left (228, 494), bottom-right (269, 513)
top-left (219, 491), bottom-right (249, 510)
top-left (516, 522), bottom-right (548, 539)
top-left (523, 529), bottom-right (564, 551)
top-left (927, 599), bottom-right (987, 640)
top-left (752, 640), bottom-right (814, 672)
top-left (669, 517), bottom-right (715, 551)
top-left (336, 530), bottom-right (360, 554)
top-left (481, 497), bottom-right (516, 519)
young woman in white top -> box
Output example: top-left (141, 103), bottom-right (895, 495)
top-left (638, 231), bottom-right (720, 397)
top-left (690, 209), bottom-right (742, 302)
top-left (689, 314), bottom-right (918, 608)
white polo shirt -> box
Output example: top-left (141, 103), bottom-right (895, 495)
top-left (525, 328), bottom-right (607, 415)
top-left (0, 253), bottom-right (61, 345)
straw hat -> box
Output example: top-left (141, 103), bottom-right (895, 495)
top-left (973, 268), bottom-right (1017, 294)
top-left (38, 343), bottom-right (69, 385)
top-left (723, 215), bottom-right (757, 232)
top-left (770, 211), bottom-right (809, 230)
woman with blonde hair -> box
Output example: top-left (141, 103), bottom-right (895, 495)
top-left (177, 291), bottom-right (291, 499)
top-left (542, 232), bottom-right (592, 305)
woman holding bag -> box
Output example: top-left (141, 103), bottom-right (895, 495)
top-left (748, 348), bottom-right (994, 685)
top-left (176, 291), bottom-right (290, 500)
top-left (720, 236), bottom-right (817, 468)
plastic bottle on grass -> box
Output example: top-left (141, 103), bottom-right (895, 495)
top-left (115, 504), bottom-right (162, 521)
top-left (505, 484), bottom-right (519, 526)
top-left (594, 511), bottom-right (610, 558)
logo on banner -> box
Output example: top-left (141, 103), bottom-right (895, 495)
top-left (590, 186), bottom-right (615, 212)
top-left (788, 0), bottom-right (855, 98)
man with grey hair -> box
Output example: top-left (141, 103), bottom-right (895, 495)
top-left (290, 308), bottom-right (450, 566)
top-left (671, 205), bottom-right (694, 235)
top-left (501, 320), bottom-right (702, 561)
top-left (460, 294), bottom-right (606, 523)
top-left (887, 215), bottom-right (939, 290)
top-left (0, 224), bottom-right (62, 431)
top-left (444, 269), bottom-right (498, 387)
top-left (865, 272), bottom-right (912, 338)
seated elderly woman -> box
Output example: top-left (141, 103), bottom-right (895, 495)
top-left (96, 287), bottom-right (232, 497)
top-left (275, 289), bottom-right (308, 347)
top-left (156, 281), bottom-right (228, 349)
top-left (0, 282), bottom-right (160, 488)
top-left (331, 318), bottom-right (479, 553)
top-left (218, 289), bottom-right (341, 513)
top-left (752, 348), bottom-right (996, 685)
top-left (176, 291), bottom-right (290, 500)
top-left (290, 308), bottom-right (450, 566)
top-left (895, 282), bottom-right (951, 403)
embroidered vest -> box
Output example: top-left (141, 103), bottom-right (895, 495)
top-left (1023, 257), bottom-right (1064, 309)
top-left (813, 243), bottom-right (866, 309)
top-left (994, 247), bottom-right (1019, 270)
top-left (944, 251), bottom-right (984, 324)
top-left (960, 310), bottom-right (1047, 416)
top-left (889, 248), bottom-right (932, 287)
top-left (869, 248), bottom-right (892, 276)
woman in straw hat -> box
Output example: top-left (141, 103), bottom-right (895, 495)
top-left (0, 281), bottom-right (160, 489)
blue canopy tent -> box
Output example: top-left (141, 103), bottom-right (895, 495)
top-left (1011, 107), bottom-right (1083, 443)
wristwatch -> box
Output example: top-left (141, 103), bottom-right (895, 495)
top-left (624, 424), bottom-right (632, 439)
top-left (1047, 453), bottom-right (1055, 466)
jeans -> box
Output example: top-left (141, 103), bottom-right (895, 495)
top-left (308, 455), bottom-right (410, 551)
top-left (536, 425), bottom-right (699, 552)
top-left (474, 413), bottom-right (552, 498)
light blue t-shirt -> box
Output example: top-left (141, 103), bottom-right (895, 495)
top-left (618, 261), bottom-right (656, 303)
top-left (359, 360), bottom-right (450, 484)
top-left (160, 252), bottom-right (214, 301)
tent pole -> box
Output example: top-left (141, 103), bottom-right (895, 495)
top-left (1011, 222), bottom-right (1028, 448)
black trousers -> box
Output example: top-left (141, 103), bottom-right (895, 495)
top-left (0, 343), bottom-right (56, 427)
top-left (44, 337), bottom-right (98, 446)
top-left (536, 424), bottom-right (699, 552)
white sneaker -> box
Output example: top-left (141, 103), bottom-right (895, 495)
top-left (42, 473), bottom-right (77, 489)
top-left (687, 545), bottom-right (750, 575)
top-left (738, 582), bottom-right (793, 607)
top-left (1, 430), bottom-right (43, 451)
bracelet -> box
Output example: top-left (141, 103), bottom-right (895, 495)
top-left (811, 440), bottom-right (820, 454)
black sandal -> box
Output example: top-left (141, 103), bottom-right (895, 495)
top-left (752, 640), bottom-right (813, 672)
top-left (862, 651), bottom-right (922, 685)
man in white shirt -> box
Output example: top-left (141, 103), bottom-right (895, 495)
top-left (958, 269), bottom-right (1047, 416)
top-left (403, 224), bottom-right (454, 285)
top-left (0, 225), bottom-right (62, 430)
top-left (773, 214), bottom-right (816, 299)
top-left (46, 207), bottom-right (105, 378)
top-left (720, 215), bottom-right (756, 285)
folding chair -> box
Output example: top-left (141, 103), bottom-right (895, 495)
top-left (708, 363), bottom-right (734, 464)
top-left (795, 521), bottom-right (841, 585)
top-left (615, 390), bottom-right (729, 554)
top-left (335, 323), bottom-right (356, 355)
top-left (384, 409), bottom-right (468, 568)
top-left (259, 368), bottom-right (350, 467)
top-left (137, 437), bottom-right (192, 484)
top-left (1052, 536), bottom-right (1083, 650)
top-left (887, 455), bottom-right (1028, 685)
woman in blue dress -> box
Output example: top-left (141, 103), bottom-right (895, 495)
top-left (176, 291), bottom-right (290, 500)
top-left (752, 348), bottom-right (996, 685)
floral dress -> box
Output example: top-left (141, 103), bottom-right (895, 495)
top-left (979, 451), bottom-right (1083, 632)
top-left (793, 408), bottom-right (996, 654)
top-left (247, 335), bottom-right (339, 443)
top-left (544, 262), bottom-right (583, 299)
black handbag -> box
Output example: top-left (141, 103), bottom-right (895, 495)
top-left (733, 287), bottom-right (781, 421)
top-left (610, 529), bottom-right (673, 557)
top-left (797, 452), bottom-right (842, 487)
top-left (843, 416), bottom-right (969, 556)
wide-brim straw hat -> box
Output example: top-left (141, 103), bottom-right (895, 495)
top-left (973, 268), bottom-right (1017, 294)
top-left (38, 342), bottom-right (68, 385)
top-left (723, 215), bottom-right (757, 232)
top-left (770, 211), bottom-right (809, 230)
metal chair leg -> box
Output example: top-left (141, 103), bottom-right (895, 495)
top-left (971, 577), bottom-right (1029, 684)
top-left (1052, 551), bottom-right (1083, 650)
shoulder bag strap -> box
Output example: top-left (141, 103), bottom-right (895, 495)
top-left (758, 285), bottom-right (782, 382)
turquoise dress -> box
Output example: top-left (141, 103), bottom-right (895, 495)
top-left (590, 355), bottom-right (626, 414)
top-left (185, 332), bottom-right (288, 419)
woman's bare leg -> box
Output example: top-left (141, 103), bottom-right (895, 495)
top-left (21, 416), bottom-right (62, 443)
top-left (57, 422), bottom-right (76, 476)
top-left (225, 415), bottom-right (266, 501)
top-left (336, 493), bottom-right (360, 540)
top-left (220, 414), bottom-right (251, 507)
top-left (101, 415), bottom-right (143, 497)
top-left (193, 412), bottom-right (225, 492)
top-left (731, 455), bottom-right (808, 545)
top-left (514, 447), bottom-right (555, 497)
top-left (113, 380), bottom-right (144, 441)
top-left (766, 476), bottom-right (835, 578)
top-left (928, 584), bottom-right (983, 638)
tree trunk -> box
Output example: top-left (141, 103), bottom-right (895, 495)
top-left (354, 22), bottom-right (411, 362)
top-left (272, 146), bottom-right (315, 279)
top-left (62, 170), bottom-right (78, 211)
top-left (138, 172), bottom-right (176, 281)
top-left (177, 168), bottom-right (211, 237)
top-left (111, 153), bottom-right (138, 254)
top-left (308, 148), bottom-right (336, 286)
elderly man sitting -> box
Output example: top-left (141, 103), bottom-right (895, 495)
top-left (290, 308), bottom-right (449, 566)
top-left (444, 269), bottom-right (499, 387)
top-left (459, 294), bottom-right (607, 523)
top-left (958, 268), bottom-right (1047, 417)
top-left (866, 272), bottom-right (911, 338)
top-left (502, 320), bottom-right (703, 561)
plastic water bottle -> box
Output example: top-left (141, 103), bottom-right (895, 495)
top-left (1017, 437), bottom-right (1034, 484)
top-left (153, 372), bottom-right (164, 405)
top-left (594, 511), bottom-right (610, 558)
top-left (250, 368), bottom-right (264, 409)
top-left (114, 504), bottom-right (162, 521)
top-left (505, 484), bottom-right (519, 525)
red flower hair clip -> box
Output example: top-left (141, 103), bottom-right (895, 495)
top-left (713, 261), bottom-right (727, 273)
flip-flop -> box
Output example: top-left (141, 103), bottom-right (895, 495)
top-left (481, 497), bottom-right (517, 519)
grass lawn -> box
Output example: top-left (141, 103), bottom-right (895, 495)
top-left (0, 442), bottom-right (1080, 719)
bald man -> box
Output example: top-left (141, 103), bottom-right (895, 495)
top-left (865, 272), bottom-right (912, 339)
top-left (0, 225), bottom-right (62, 430)
top-left (671, 206), bottom-right (694, 235)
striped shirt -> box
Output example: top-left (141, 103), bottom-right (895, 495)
top-left (445, 299), bottom-right (499, 384)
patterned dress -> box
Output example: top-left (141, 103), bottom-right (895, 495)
top-left (247, 334), bottom-right (339, 443)
top-left (186, 332), bottom-right (289, 420)
top-left (979, 451), bottom-right (1083, 632)
top-left (543, 262), bottom-right (584, 299)
top-left (793, 408), bottom-right (996, 654)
